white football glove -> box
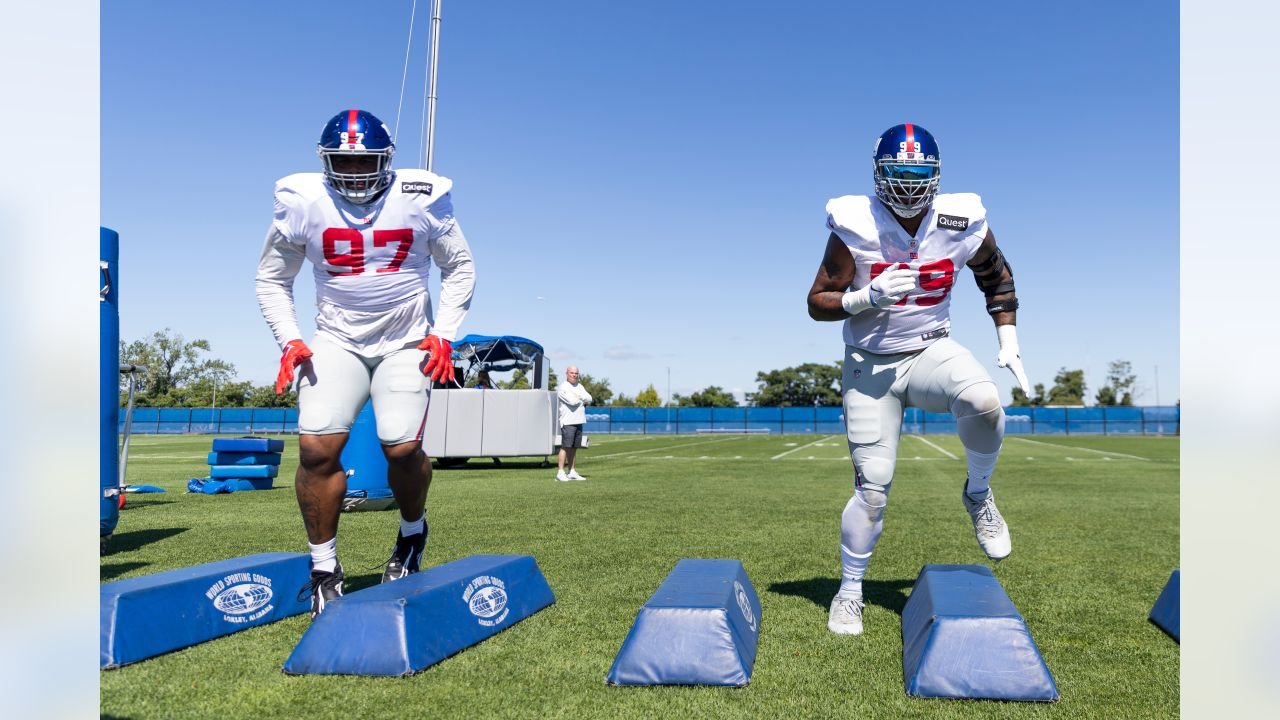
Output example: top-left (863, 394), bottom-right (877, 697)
top-left (996, 325), bottom-right (1030, 395)
top-left (868, 266), bottom-right (918, 308)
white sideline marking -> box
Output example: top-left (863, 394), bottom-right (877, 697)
top-left (591, 435), bottom-right (662, 445)
top-left (772, 435), bottom-right (838, 460)
top-left (590, 436), bottom-right (744, 459)
top-left (130, 455), bottom-right (207, 460)
top-left (910, 435), bottom-right (959, 460)
top-left (1009, 436), bottom-right (1149, 461)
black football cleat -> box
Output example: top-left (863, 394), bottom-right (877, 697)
top-left (303, 563), bottom-right (345, 619)
top-left (382, 524), bottom-right (428, 584)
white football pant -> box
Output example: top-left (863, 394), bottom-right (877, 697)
top-left (296, 334), bottom-right (431, 445)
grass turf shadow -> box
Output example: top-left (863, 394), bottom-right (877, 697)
top-left (101, 561), bottom-right (150, 581)
top-left (768, 577), bottom-right (914, 615)
top-left (104, 527), bottom-right (188, 555)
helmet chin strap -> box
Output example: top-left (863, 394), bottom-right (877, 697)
top-left (892, 204), bottom-right (924, 219)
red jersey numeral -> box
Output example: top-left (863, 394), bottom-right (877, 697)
top-left (321, 228), bottom-right (414, 276)
top-left (373, 228), bottom-right (414, 273)
top-left (322, 228), bottom-right (364, 276)
top-left (868, 258), bottom-right (956, 307)
top-left (915, 258), bottom-right (955, 306)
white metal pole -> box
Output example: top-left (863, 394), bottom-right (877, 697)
top-left (425, 0), bottom-right (443, 171)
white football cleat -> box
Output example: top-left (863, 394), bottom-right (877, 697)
top-left (962, 485), bottom-right (1012, 560)
top-left (827, 595), bottom-right (865, 635)
top-left (555, 471), bottom-right (571, 482)
top-left (567, 470), bottom-right (586, 481)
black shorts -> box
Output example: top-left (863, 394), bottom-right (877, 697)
top-left (561, 423), bottom-right (583, 448)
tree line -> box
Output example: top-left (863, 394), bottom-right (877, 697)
top-left (120, 330), bottom-right (1146, 409)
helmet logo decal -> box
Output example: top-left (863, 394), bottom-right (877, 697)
top-left (343, 108), bottom-right (363, 148)
top-left (898, 122), bottom-right (919, 160)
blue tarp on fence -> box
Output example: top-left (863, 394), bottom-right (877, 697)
top-left (123, 405), bottom-right (1178, 436)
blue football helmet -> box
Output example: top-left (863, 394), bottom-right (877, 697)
top-left (317, 109), bottom-right (395, 204)
top-left (872, 123), bottom-right (941, 218)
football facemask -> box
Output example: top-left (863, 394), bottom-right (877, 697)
top-left (317, 109), bottom-right (396, 205)
top-left (872, 123), bottom-right (941, 218)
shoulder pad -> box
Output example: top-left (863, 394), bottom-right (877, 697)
top-left (931, 192), bottom-right (987, 228)
top-left (392, 169), bottom-right (454, 208)
top-left (273, 173), bottom-right (328, 203)
top-left (825, 195), bottom-right (877, 239)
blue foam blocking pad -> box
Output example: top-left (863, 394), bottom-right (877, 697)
top-left (209, 464), bottom-right (278, 479)
top-left (1148, 568), bottom-right (1179, 641)
top-left (283, 554), bottom-right (555, 676)
top-left (101, 552), bottom-right (310, 669)
top-left (607, 558), bottom-right (761, 687)
top-left (211, 437), bottom-right (285, 453)
top-left (208, 451), bottom-right (282, 466)
top-left (902, 564), bottom-right (1058, 702)
top-left (188, 477), bottom-right (274, 494)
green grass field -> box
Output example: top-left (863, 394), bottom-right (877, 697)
top-left (101, 433), bottom-right (1179, 719)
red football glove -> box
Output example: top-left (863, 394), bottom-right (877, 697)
top-left (275, 339), bottom-right (313, 395)
top-left (418, 335), bottom-right (455, 384)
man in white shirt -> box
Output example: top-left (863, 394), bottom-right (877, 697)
top-left (255, 109), bottom-right (475, 617)
top-left (806, 123), bottom-right (1029, 637)
top-left (556, 366), bottom-right (592, 481)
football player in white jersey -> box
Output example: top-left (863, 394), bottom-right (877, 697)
top-left (806, 123), bottom-right (1030, 636)
top-left (255, 109), bottom-right (476, 617)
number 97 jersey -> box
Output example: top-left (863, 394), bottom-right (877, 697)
top-left (272, 168), bottom-right (457, 310)
top-left (826, 193), bottom-right (988, 354)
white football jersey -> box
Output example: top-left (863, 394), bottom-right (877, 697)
top-left (826, 193), bottom-right (988, 354)
top-left (256, 168), bottom-right (475, 357)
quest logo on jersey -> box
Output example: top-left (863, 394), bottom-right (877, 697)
top-left (936, 214), bottom-right (969, 232)
top-left (401, 181), bottom-right (434, 195)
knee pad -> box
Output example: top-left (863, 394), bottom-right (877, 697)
top-left (951, 380), bottom-right (1002, 421)
top-left (852, 454), bottom-right (894, 508)
top-left (953, 381), bottom-right (1005, 453)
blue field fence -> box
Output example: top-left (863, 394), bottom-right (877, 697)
top-left (120, 405), bottom-right (1178, 436)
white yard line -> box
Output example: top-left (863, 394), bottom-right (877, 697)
top-left (910, 435), bottom-right (960, 460)
top-left (589, 435), bottom-right (661, 445)
top-left (771, 435), bottom-right (839, 460)
top-left (589, 436), bottom-right (745, 459)
top-left (1009, 436), bottom-right (1149, 461)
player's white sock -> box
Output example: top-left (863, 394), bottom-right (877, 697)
top-left (964, 448), bottom-right (1000, 497)
top-left (839, 491), bottom-right (885, 598)
top-left (308, 537), bottom-right (338, 574)
top-left (400, 513), bottom-right (425, 538)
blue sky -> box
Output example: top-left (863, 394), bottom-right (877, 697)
top-left (103, 0), bottom-right (1178, 405)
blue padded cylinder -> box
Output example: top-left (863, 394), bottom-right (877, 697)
top-left (1148, 568), bottom-right (1179, 641)
top-left (100, 227), bottom-right (120, 538)
top-left (902, 564), bottom-right (1058, 702)
top-left (283, 554), bottom-right (555, 676)
top-left (341, 400), bottom-right (389, 494)
top-left (607, 559), bottom-right (761, 687)
top-left (101, 552), bottom-right (310, 668)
